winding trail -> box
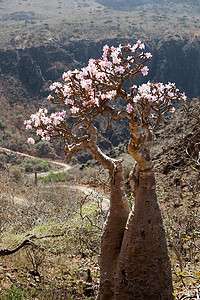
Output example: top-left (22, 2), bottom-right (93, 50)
top-left (0, 146), bottom-right (109, 209)
top-left (0, 146), bottom-right (71, 171)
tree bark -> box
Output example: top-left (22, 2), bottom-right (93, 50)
top-left (113, 119), bottom-right (174, 299)
top-left (114, 167), bottom-right (173, 299)
top-left (98, 162), bottom-right (129, 300)
top-left (88, 126), bottom-right (129, 300)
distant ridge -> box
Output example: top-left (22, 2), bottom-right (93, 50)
top-left (95, 0), bottom-right (200, 10)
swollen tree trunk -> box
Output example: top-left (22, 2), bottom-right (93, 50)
top-left (114, 120), bottom-right (174, 299)
top-left (88, 125), bottom-right (129, 300)
top-left (98, 162), bottom-right (129, 299)
top-left (114, 167), bottom-right (173, 299)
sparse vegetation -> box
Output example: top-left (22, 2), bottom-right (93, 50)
top-left (23, 158), bottom-right (51, 173)
top-left (0, 160), bottom-right (107, 299)
top-left (0, 109), bottom-right (200, 297)
top-left (0, 0), bottom-right (199, 298)
top-left (41, 171), bottom-right (70, 183)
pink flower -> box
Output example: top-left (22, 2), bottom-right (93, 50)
top-left (126, 103), bottom-right (133, 113)
top-left (130, 44), bottom-right (137, 53)
top-left (94, 98), bottom-right (99, 106)
top-left (70, 106), bottom-right (79, 114)
top-left (126, 44), bottom-right (131, 50)
top-left (60, 111), bottom-right (66, 117)
top-left (81, 68), bottom-right (88, 76)
top-left (36, 129), bottom-right (43, 136)
top-left (82, 101), bottom-right (88, 107)
top-left (27, 137), bottom-right (35, 144)
top-left (101, 94), bottom-right (106, 100)
top-left (62, 71), bottom-right (72, 81)
top-left (133, 95), bottom-right (140, 103)
top-left (105, 90), bottom-right (117, 100)
top-left (139, 43), bottom-right (145, 50)
top-left (26, 124), bottom-right (32, 130)
top-left (169, 107), bottom-right (175, 113)
top-left (111, 52), bottom-right (121, 64)
top-left (181, 93), bottom-right (187, 101)
top-left (127, 56), bottom-right (134, 63)
top-left (88, 58), bottom-right (95, 66)
top-left (141, 66), bottom-right (149, 76)
top-left (65, 98), bottom-right (74, 105)
top-left (145, 52), bottom-right (152, 59)
top-left (114, 66), bottom-right (125, 74)
top-left (50, 82), bottom-right (62, 91)
top-left (168, 92), bottom-right (174, 97)
top-left (47, 94), bottom-right (54, 101)
top-left (103, 44), bottom-right (109, 52)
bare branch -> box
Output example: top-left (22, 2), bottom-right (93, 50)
top-left (0, 238), bottom-right (38, 256)
top-left (0, 233), bottom-right (67, 257)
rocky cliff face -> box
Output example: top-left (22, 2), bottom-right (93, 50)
top-left (151, 39), bottom-right (200, 97)
top-left (0, 38), bottom-right (199, 101)
top-left (0, 37), bottom-right (199, 158)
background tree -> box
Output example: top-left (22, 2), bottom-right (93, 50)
top-left (25, 41), bottom-right (186, 299)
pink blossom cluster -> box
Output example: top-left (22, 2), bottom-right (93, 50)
top-left (125, 81), bottom-right (187, 114)
top-left (25, 108), bottom-right (66, 144)
top-left (45, 41), bottom-right (152, 117)
top-left (136, 81), bottom-right (186, 103)
top-left (101, 41), bottom-right (150, 77)
top-left (25, 41), bottom-right (187, 145)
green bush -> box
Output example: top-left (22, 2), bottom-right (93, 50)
top-left (35, 141), bottom-right (54, 157)
top-left (24, 159), bottom-right (51, 172)
top-left (36, 160), bottom-right (51, 172)
top-left (41, 172), bottom-right (68, 183)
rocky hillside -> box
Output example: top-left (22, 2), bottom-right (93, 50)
top-left (0, 37), bottom-right (199, 156)
top-left (1, 38), bottom-right (199, 98)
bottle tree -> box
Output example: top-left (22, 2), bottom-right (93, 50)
top-left (25, 41), bottom-right (186, 300)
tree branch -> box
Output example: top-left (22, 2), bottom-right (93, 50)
top-left (0, 233), bottom-right (67, 257)
top-left (88, 124), bottom-right (117, 171)
top-left (0, 238), bottom-right (38, 256)
top-left (128, 117), bottom-right (153, 170)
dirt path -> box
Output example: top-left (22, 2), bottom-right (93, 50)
top-left (0, 146), bottom-right (71, 171)
top-left (13, 184), bottom-right (110, 209)
top-left (69, 184), bottom-right (109, 210)
top-left (0, 146), bottom-right (109, 209)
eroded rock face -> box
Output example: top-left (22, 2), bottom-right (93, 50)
top-left (151, 39), bottom-right (200, 97)
top-left (0, 45), bottom-right (78, 95)
top-left (18, 54), bottom-right (44, 93)
top-left (0, 38), bottom-right (199, 98)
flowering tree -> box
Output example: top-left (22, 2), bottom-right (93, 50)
top-left (25, 40), bottom-right (186, 299)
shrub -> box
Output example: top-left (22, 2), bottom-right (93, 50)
top-left (35, 141), bottom-right (54, 157)
top-left (41, 172), bottom-right (69, 183)
top-left (10, 167), bottom-right (22, 182)
top-left (23, 159), bottom-right (51, 172)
